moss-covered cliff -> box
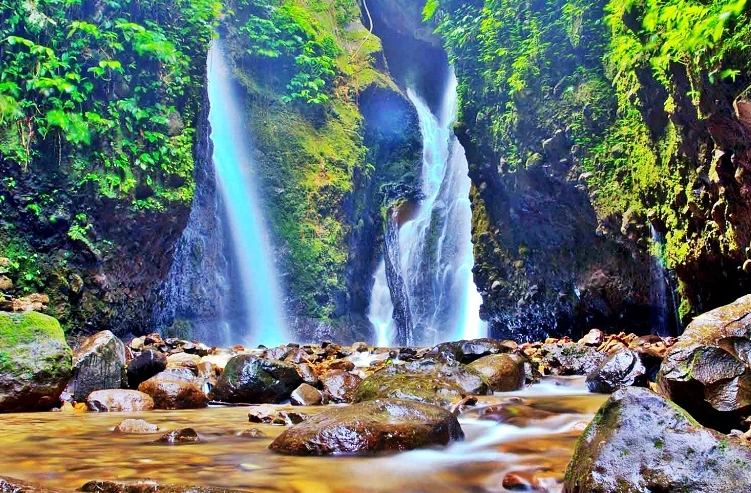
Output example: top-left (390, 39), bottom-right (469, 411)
top-left (0, 0), bottom-right (219, 335)
top-left (222, 0), bottom-right (421, 341)
top-left (425, 0), bottom-right (750, 337)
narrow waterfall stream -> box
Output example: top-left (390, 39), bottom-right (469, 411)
top-left (369, 72), bottom-right (486, 346)
top-left (155, 41), bottom-right (288, 347)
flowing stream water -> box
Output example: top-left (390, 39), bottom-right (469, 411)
top-left (0, 378), bottom-right (605, 492)
top-left (156, 41), bottom-right (288, 348)
top-left (369, 72), bottom-right (486, 346)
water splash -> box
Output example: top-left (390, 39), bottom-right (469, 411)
top-left (369, 71), bottom-right (486, 346)
top-left (207, 41), bottom-right (289, 347)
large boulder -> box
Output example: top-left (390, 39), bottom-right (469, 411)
top-left (586, 349), bottom-right (647, 393)
top-left (563, 387), bottom-right (751, 492)
top-left (126, 349), bottom-right (167, 389)
top-left (468, 353), bottom-right (526, 392)
top-left (65, 330), bottom-right (126, 402)
top-left (87, 389), bottom-right (154, 412)
top-left (269, 399), bottom-right (464, 455)
top-left (137, 371), bottom-right (208, 409)
top-left (540, 342), bottom-right (606, 375)
top-left (320, 370), bottom-right (362, 403)
top-left (354, 357), bottom-right (489, 408)
top-left (209, 355), bottom-right (301, 403)
top-left (430, 338), bottom-right (514, 363)
top-left (0, 312), bottom-right (72, 412)
top-left (657, 294), bottom-right (751, 431)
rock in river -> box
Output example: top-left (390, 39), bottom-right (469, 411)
top-left (126, 349), bottom-right (167, 389)
top-left (209, 355), bottom-right (301, 403)
top-left (0, 311), bottom-right (72, 412)
top-left (563, 387), bottom-right (751, 492)
top-left (468, 353), bottom-right (526, 392)
top-left (65, 330), bottom-right (126, 402)
top-left (585, 348), bottom-right (646, 393)
top-left (87, 389), bottom-right (154, 412)
top-left (138, 371), bottom-right (208, 409)
top-left (269, 399), bottom-right (463, 455)
top-left (657, 293), bottom-right (751, 431)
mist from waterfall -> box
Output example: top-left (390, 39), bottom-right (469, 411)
top-left (368, 71), bottom-right (487, 346)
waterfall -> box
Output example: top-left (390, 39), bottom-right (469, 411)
top-left (368, 71), bottom-right (486, 346)
top-left (649, 223), bottom-right (682, 336)
top-left (154, 40), bottom-right (289, 347)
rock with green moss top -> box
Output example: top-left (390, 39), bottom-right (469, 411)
top-left (0, 311), bottom-right (72, 412)
top-left (563, 387), bottom-right (751, 493)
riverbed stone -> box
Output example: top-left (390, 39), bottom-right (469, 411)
top-left (0, 311), bottom-right (72, 412)
top-left (113, 418), bottom-right (159, 434)
top-left (269, 399), bottom-right (464, 455)
top-left (137, 371), bottom-right (208, 409)
top-left (127, 349), bottom-right (167, 389)
top-left (430, 338), bottom-right (512, 363)
top-left (87, 389), bottom-right (154, 412)
top-left (657, 293), bottom-right (751, 431)
top-left (321, 370), bottom-right (361, 403)
top-left (209, 355), bottom-right (301, 403)
top-left (354, 357), bottom-right (489, 408)
top-left (290, 383), bottom-right (323, 406)
top-left (563, 387), bottom-right (751, 492)
top-left (0, 476), bottom-right (57, 492)
top-left (540, 342), bottom-right (605, 375)
top-left (585, 348), bottom-right (647, 393)
top-left (65, 330), bottom-right (126, 402)
top-left (156, 428), bottom-right (200, 444)
top-left (468, 353), bottom-right (526, 392)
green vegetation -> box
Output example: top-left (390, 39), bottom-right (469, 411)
top-left (225, 0), bottom-right (401, 318)
top-left (0, 311), bottom-right (65, 348)
top-left (0, 0), bottom-right (220, 210)
top-left (427, 0), bottom-right (750, 319)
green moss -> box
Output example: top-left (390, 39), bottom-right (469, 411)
top-left (0, 311), bottom-right (66, 349)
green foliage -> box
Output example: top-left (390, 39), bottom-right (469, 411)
top-left (237, 0), bottom-right (342, 104)
top-left (0, 0), bottom-right (221, 209)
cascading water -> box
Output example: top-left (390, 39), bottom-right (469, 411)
top-left (155, 40), bottom-right (289, 347)
top-left (649, 223), bottom-right (682, 336)
top-left (368, 71), bottom-right (486, 346)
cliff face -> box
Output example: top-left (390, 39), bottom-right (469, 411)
top-left (415, 0), bottom-right (750, 338)
top-left (222, 0), bottom-right (422, 342)
top-left (0, 0), bottom-right (217, 336)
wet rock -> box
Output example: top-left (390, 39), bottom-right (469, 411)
top-left (79, 480), bottom-right (242, 492)
top-left (137, 372), bottom-right (208, 409)
top-left (585, 349), bottom-right (647, 393)
top-left (290, 383), bottom-right (323, 406)
top-left (263, 347), bottom-right (291, 361)
top-left (355, 357), bottom-right (489, 408)
top-left (351, 341), bottom-right (369, 352)
top-left (657, 293), bottom-right (751, 431)
top-left (502, 471), bottom-right (536, 491)
top-left (248, 405), bottom-right (306, 426)
top-left (0, 311), bottom-right (72, 412)
top-left (327, 359), bottom-right (355, 371)
top-left (321, 370), bottom-right (362, 403)
top-left (87, 389), bottom-right (154, 412)
top-left (113, 418), bottom-right (159, 434)
top-left (430, 338), bottom-right (511, 363)
top-left (0, 476), bottom-right (57, 492)
top-left (126, 349), bottom-right (167, 389)
top-left (297, 362), bottom-right (319, 386)
top-left (65, 330), bottom-right (126, 402)
top-left (540, 342), bottom-right (605, 375)
top-left (468, 354), bottom-right (526, 392)
top-left (475, 402), bottom-right (555, 426)
top-left (237, 428), bottom-right (266, 439)
top-left (209, 355), bottom-right (301, 404)
top-left (269, 399), bottom-right (463, 456)
top-left (578, 329), bottom-right (604, 346)
top-left (156, 428), bottom-right (200, 444)
top-left (166, 352), bottom-right (201, 373)
top-left (563, 387), bottom-right (751, 492)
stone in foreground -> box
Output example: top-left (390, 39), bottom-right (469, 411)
top-left (64, 330), bottom-right (126, 402)
top-left (563, 387), bottom-right (751, 492)
top-left (0, 312), bottom-right (72, 412)
top-left (137, 372), bottom-right (208, 409)
top-left (468, 353), bottom-right (526, 392)
top-left (269, 399), bottom-right (463, 456)
top-left (87, 389), bottom-right (155, 412)
top-left (209, 355), bottom-right (301, 404)
top-left (657, 293), bottom-right (751, 431)
top-left (585, 349), bottom-right (646, 393)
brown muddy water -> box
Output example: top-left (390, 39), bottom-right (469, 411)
top-left (0, 378), bottom-right (606, 492)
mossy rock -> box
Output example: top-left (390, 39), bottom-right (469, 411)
top-left (0, 311), bottom-right (72, 412)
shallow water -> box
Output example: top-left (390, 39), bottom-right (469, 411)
top-left (0, 379), bottom-right (606, 492)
